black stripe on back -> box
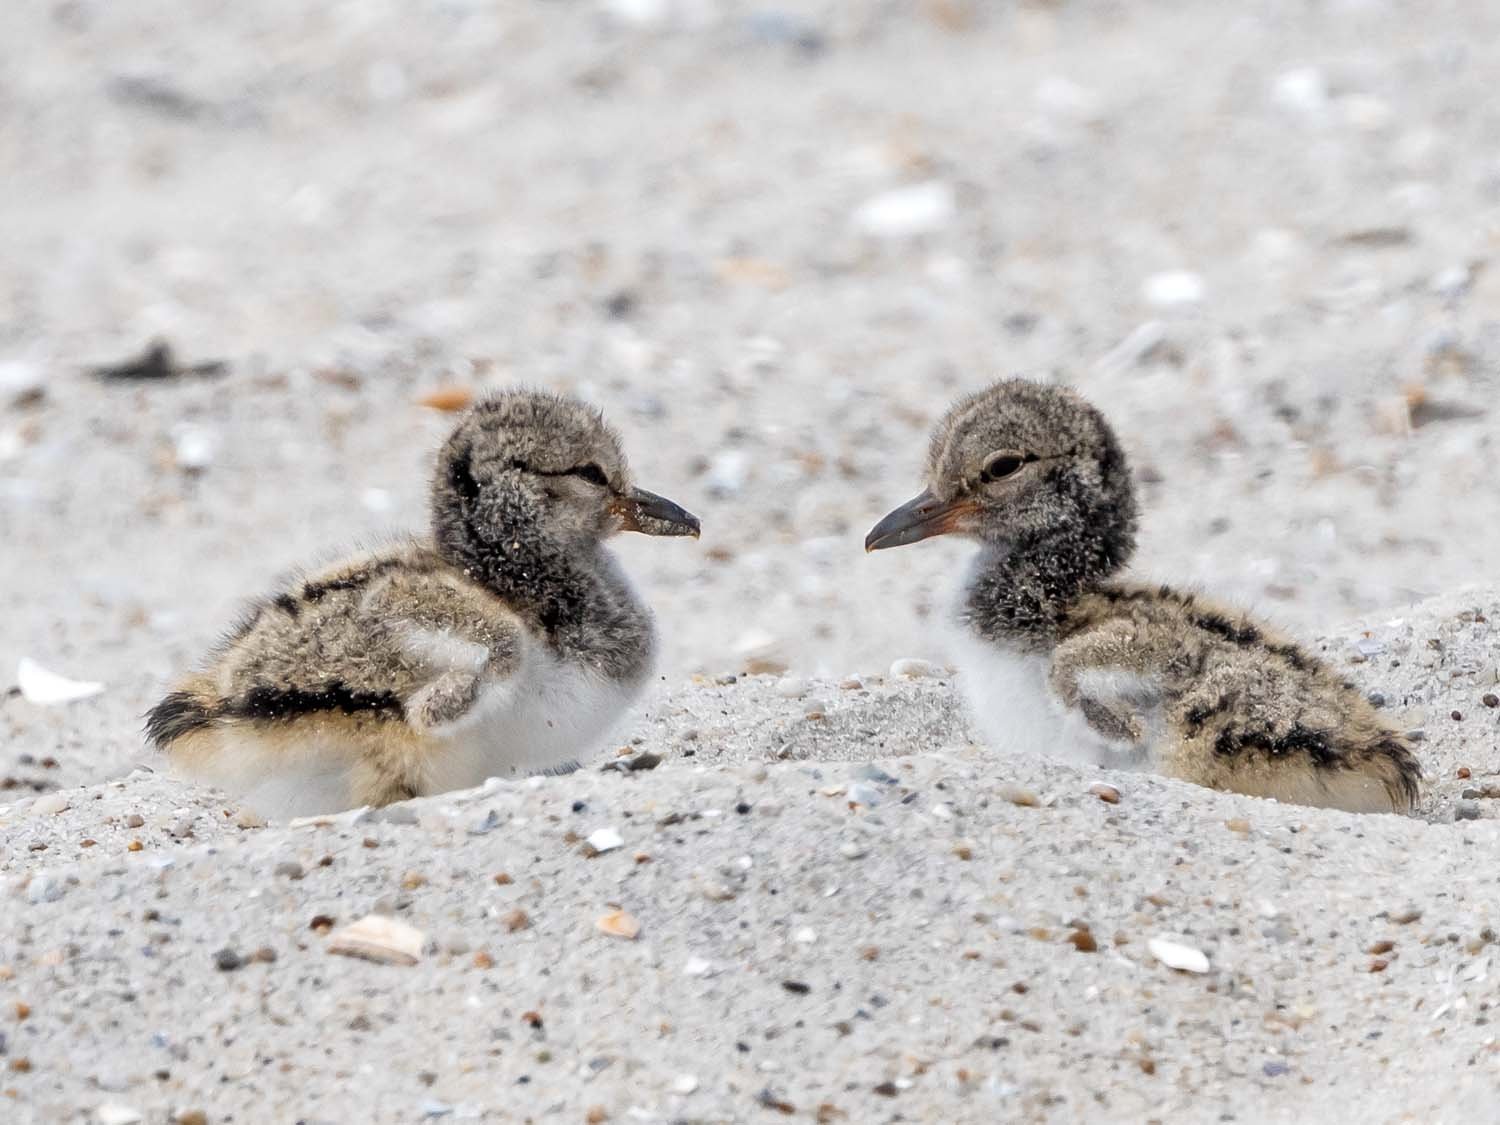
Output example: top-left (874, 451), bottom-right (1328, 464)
top-left (225, 681), bottom-right (405, 723)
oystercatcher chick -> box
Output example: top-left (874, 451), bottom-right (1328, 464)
top-left (147, 390), bottom-right (699, 818)
top-left (865, 378), bottom-right (1420, 813)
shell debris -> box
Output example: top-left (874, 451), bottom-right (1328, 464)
top-left (596, 909), bottom-right (641, 940)
top-left (1148, 936), bottom-right (1210, 974)
top-left (17, 658), bottom-right (105, 706)
top-left (326, 914), bottom-right (426, 966)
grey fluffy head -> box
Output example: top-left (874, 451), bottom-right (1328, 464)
top-left (432, 390), bottom-right (630, 555)
top-left (866, 377), bottom-right (1138, 604)
top-left (923, 378), bottom-right (1138, 562)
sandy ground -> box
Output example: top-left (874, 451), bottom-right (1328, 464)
top-left (3, 0), bottom-right (1500, 1121)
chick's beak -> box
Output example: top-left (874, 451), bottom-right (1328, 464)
top-left (612, 487), bottom-right (701, 538)
top-left (865, 488), bottom-right (975, 552)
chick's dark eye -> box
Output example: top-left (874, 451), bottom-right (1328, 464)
top-left (449, 450), bottom-right (481, 502)
top-left (980, 452), bottom-right (1027, 483)
top-left (573, 463), bottom-right (609, 487)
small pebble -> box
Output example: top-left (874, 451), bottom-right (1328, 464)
top-left (999, 785), bottom-right (1040, 808)
top-left (706, 450), bottom-right (749, 497)
top-left (234, 808), bottom-right (267, 829)
top-left (793, 927), bottom-right (818, 945)
top-left (775, 677), bottom-right (809, 699)
top-left (672, 1074), bottom-right (700, 1095)
top-left (1089, 783), bottom-right (1120, 804)
top-left (1483, 693), bottom-right (1499, 709)
top-left (1455, 801), bottom-right (1481, 821)
top-left (851, 181), bottom-right (955, 238)
top-left (0, 360), bottom-right (44, 406)
top-left (1392, 908), bottom-right (1423, 925)
top-left (124, 813), bottom-right (145, 829)
top-left (31, 792), bottom-right (70, 816)
top-left (1066, 928), bottom-right (1098, 953)
top-left (373, 804), bottom-right (419, 826)
top-left (889, 658), bottom-right (940, 680)
top-left (596, 909), bottom-right (641, 940)
top-left (171, 424), bottom-right (216, 472)
top-left (95, 1106), bottom-right (144, 1125)
top-left (26, 873), bottom-right (63, 904)
top-left (1142, 270), bottom-right (1205, 308)
top-left (502, 909), bottom-right (530, 933)
top-left (683, 957), bottom-right (713, 977)
top-left (838, 841), bottom-right (868, 860)
top-left (1271, 66), bottom-right (1328, 115)
top-left (467, 809), bottom-right (502, 835)
top-left (214, 948), bottom-right (244, 972)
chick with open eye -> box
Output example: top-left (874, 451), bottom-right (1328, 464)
top-left (147, 390), bottom-right (699, 818)
top-left (866, 378), bottom-right (1420, 813)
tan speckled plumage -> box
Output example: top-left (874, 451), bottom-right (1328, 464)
top-left (148, 390), bottom-right (699, 818)
top-left (868, 378), bottom-right (1421, 813)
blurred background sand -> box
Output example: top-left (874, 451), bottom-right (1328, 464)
top-left (3, 6), bottom-right (1500, 1121)
top-left (4, 0), bottom-right (1498, 706)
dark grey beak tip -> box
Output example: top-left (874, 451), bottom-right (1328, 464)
top-left (626, 488), bottom-right (701, 539)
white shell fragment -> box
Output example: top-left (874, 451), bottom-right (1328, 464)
top-left (1148, 936), bottom-right (1210, 974)
top-left (17, 658), bottom-right (106, 705)
top-left (587, 827), bottom-right (624, 853)
top-left (851, 181), bottom-right (955, 238)
top-left (94, 1105), bottom-right (145, 1125)
top-left (1142, 270), bottom-right (1206, 308)
top-left (171, 423), bottom-right (217, 472)
top-left (326, 914), bottom-right (425, 965)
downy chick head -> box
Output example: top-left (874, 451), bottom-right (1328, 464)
top-left (432, 389), bottom-right (699, 557)
top-left (865, 378), bottom-right (1137, 567)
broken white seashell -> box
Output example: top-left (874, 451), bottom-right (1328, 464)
top-left (1148, 936), bottom-right (1210, 974)
top-left (851, 181), bottom-right (955, 238)
top-left (17, 658), bottom-right (105, 705)
top-left (326, 914), bottom-right (425, 965)
top-left (587, 828), bottom-right (624, 853)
